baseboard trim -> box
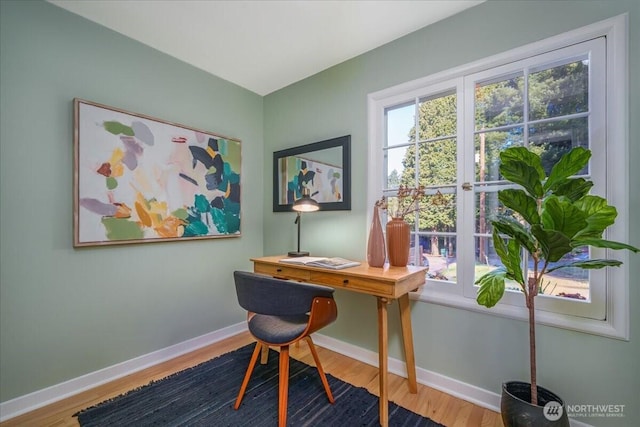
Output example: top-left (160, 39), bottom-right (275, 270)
top-left (1, 326), bottom-right (592, 427)
top-left (0, 322), bottom-right (247, 422)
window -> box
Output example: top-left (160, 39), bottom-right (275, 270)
top-left (367, 15), bottom-right (629, 339)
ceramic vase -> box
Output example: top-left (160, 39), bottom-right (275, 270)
top-left (367, 206), bottom-right (386, 267)
top-left (386, 217), bottom-right (410, 267)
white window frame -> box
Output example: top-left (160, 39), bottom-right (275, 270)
top-left (367, 14), bottom-right (630, 340)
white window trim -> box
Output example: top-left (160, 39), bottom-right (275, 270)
top-left (367, 14), bottom-right (629, 340)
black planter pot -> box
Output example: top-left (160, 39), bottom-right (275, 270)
top-left (501, 381), bottom-right (570, 427)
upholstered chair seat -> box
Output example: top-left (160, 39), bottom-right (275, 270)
top-left (248, 314), bottom-right (310, 344)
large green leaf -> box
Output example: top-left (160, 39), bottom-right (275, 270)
top-left (476, 269), bottom-right (507, 308)
top-left (492, 229), bottom-right (525, 286)
top-left (572, 238), bottom-right (640, 252)
top-left (492, 227), bottom-right (509, 262)
top-left (498, 189), bottom-right (540, 225)
top-left (572, 195), bottom-right (617, 239)
top-left (499, 160), bottom-right (544, 198)
top-left (541, 195), bottom-right (587, 238)
top-left (531, 225), bottom-right (573, 262)
top-left (544, 146), bottom-right (591, 192)
top-left (492, 218), bottom-right (537, 254)
top-left (553, 178), bottom-right (593, 202)
top-left (547, 259), bottom-right (622, 273)
top-left (500, 147), bottom-right (545, 179)
top-left (506, 237), bottom-right (525, 285)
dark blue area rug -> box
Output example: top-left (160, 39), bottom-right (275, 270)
top-left (75, 343), bottom-right (445, 426)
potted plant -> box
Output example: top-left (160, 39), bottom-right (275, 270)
top-left (475, 146), bottom-right (638, 426)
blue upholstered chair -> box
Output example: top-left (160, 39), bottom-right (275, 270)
top-left (233, 271), bottom-right (338, 427)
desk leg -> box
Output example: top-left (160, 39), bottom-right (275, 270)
top-left (398, 294), bottom-right (417, 393)
top-left (377, 297), bottom-right (390, 427)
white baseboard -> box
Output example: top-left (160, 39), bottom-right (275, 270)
top-left (0, 322), bottom-right (248, 422)
top-left (1, 326), bottom-right (592, 427)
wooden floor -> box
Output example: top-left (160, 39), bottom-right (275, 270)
top-left (1, 332), bottom-right (503, 427)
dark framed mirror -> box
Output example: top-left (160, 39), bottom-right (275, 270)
top-left (273, 135), bottom-right (351, 212)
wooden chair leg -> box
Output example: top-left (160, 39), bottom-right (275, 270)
top-left (278, 345), bottom-right (290, 427)
top-left (234, 342), bottom-right (262, 410)
top-left (305, 336), bottom-right (334, 404)
top-left (260, 344), bottom-right (269, 364)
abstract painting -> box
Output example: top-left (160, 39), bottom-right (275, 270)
top-left (74, 99), bottom-right (241, 247)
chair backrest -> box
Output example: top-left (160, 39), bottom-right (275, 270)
top-left (234, 271), bottom-right (335, 316)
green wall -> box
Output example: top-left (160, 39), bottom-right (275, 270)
top-left (0, 0), bottom-right (263, 402)
top-left (263, 1), bottom-right (640, 425)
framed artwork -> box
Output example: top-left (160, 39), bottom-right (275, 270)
top-left (273, 135), bottom-right (351, 212)
top-left (74, 99), bottom-right (241, 247)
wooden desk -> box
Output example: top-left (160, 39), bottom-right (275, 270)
top-left (251, 255), bottom-right (427, 427)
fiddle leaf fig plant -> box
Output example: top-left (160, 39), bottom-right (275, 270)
top-left (475, 146), bottom-right (639, 406)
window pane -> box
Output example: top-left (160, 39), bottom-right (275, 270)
top-left (415, 234), bottom-right (457, 281)
top-left (418, 92), bottom-right (457, 141)
top-left (415, 138), bottom-right (457, 185)
top-left (385, 102), bottom-right (414, 147)
top-left (415, 193), bottom-right (456, 233)
top-left (529, 58), bottom-right (589, 121)
top-left (475, 73), bottom-right (524, 130)
top-left (474, 237), bottom-right (521, 292)
top-left (409, 234), bottom-right (429, 267)
top-left (528, 117), bottom-right (589, 176)
top-left (532, 246), bottom-right (590, 300)
top-left (383, 196), bottom-right (400, 220)
top-left (476, 232), bottom-right (591, 300)
top-left (385, 146), bottom-right (413, 189)
top-left (475, 129), bottom-right (524, 181)
top-left (476, 190), bottom-right (501, 235)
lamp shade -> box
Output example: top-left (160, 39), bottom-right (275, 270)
top-left (292, 188), bottom-right (319, 213)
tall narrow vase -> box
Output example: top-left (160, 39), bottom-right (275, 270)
top-left (386, 217), bottom-right (410, 267)
top-left (367, 206), bottom-right (386, 267)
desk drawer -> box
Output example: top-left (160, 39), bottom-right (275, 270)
top-left (310, 271), bottom-right (393, 296)
top-left (254, 263), bottom-right (311, 281)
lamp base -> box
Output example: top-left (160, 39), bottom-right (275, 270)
top-left (287, 251), bottom-right (310, 257)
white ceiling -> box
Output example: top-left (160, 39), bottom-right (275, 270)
top-left (48, 0), bottom-right (483, 96)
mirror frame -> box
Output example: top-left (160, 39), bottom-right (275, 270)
top-left (273, 135), bottom-right (351, 212)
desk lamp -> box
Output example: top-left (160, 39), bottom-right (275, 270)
top-left (288, 188), bottom-right (320, 257)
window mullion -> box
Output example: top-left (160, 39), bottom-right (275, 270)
top-left (459, 77), bottom-right (475, 294)
top-left (523, 66), bottom-right (530, 147)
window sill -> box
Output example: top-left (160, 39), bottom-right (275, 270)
top-left (410, 283), bottom-right (628, 341)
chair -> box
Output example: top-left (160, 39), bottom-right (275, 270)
top-left (233, 271), bottom-right (338, 427)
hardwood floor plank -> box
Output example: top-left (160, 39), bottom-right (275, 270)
top-left (0, 332), bottom-right (502, 427)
